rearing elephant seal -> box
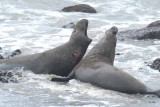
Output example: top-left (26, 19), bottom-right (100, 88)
top-left (0, 19), bottom-right (92, 77)
top-left (51, 26), bottom-right (160, 97)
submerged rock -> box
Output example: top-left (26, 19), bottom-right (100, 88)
top-left (117, 20), bottom-right (160, 40)
top-left (150, 58), bottom-right (160, 72)
top-left (62, 4), bottom-right (97, 13)
top-left (62, 22), bottom-right (75, 28)
top-left (0, 49), bottom-right (22, 59)
top-left (0, 69), bottom-right (23, 83)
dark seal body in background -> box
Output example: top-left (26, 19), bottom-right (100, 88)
top-left (0, 19), bottom-right (92, 77)
top-left (52, 26), bottom-right (160, 97)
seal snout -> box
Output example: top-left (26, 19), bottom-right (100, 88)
top-left (81, 19), bottom-right (88, 29)
top-left (111, 26), bottom-right (118, 35)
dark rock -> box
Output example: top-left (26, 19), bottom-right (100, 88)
top-left (62, 22), bottom-right (75, 28)
top-left (0, 47), bottom-right (2, 50)
top-left (115, 53), bottom-right (121, 55)
top-left (117, 20), bottom-right (160, 40)
top-left (7, 49), bottom-right (22, 58)
top-left (0, 55), bottom-right (4, 59)
top-left (0, 49), bottom-right (22, 59)
top-left (150, 58), bottom-right (160, 71)
top-left (62, 4), bottom-right (97, 13)
top-left (15, 49), bottom-right (21, 53)
top-left (147, 20), bottom-right (160, 28)
top-left (0, 70), bottom-right (22, 83)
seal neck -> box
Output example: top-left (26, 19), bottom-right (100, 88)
top-left (69, 37), bottom-right (91, 48)
top-left (86, 35), bottom-right (117, 65)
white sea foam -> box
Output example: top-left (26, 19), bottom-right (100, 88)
top-left (1, 0), bottom-right (160, 106)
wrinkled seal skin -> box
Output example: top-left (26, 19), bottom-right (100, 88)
top-left (52, 26), bottom-right (160, 97)
top-left (118, 20), bottom-right (160, 40)
top-left (0, 19), bottom-right (92, 77)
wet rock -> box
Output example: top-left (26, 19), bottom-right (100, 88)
top-left (150, 58), bottom-right (160, 71)
top-left (0, 55), bottom-right (4, 59)
top-left (115, 53), bottom-right (121, 55)
top-left (147, 20), bottom-right (160, 28)
top-left (6, 49), bottom-right (22, 59)
top-left (10, 49), bottom-right (22, 57)
top-left (62, 22), bottom-right (75, 28)
top-left (117, 20), bottom-right (160, 40)
top-left (0, 70), bottom-right (22, 83)
top-left (62, 4), bottom-right (97, 13)
top-left (0, 48), bottom-right (22, 59)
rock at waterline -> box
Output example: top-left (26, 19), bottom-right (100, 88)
top-left (150, 58), bottom-right (160, 72)
top-left (115, 53), bottom-right (121, 55)
top-left (9, 49), bottom-right (22, 58)
top-left (147, 20), bottom-right (160, 28)
top-left (62, 22), bottom-right (75, 28)
top-left (0, 70), bottom-right (22, 83)
top-left (0, 49), bottom-right (22, 59)
top-left (62, 4), bottom-right (97, 13)
top-left (117, 20), bottom-right (160, 40)
top-left (0, 55), bottom-right (4, 59)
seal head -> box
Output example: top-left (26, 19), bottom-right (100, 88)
top-left (70, 19), bottom-right (92, 46)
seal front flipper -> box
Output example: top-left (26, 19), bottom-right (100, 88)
top-left (51, 70), bottom-right (75, 82)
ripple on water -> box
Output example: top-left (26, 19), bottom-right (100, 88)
top-left (0, 0), bottom-right (160, 106)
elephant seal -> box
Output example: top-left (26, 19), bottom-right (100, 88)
top-left (51, 26), bottom-right (160, 97)
top-left (0, 19), bottom-right (92, 77)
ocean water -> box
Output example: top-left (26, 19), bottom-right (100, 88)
top-left (0, 0), bottom-right (160, 107)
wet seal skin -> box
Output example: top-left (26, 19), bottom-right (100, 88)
top-left (0, 19), bottom-right (92, 77)
top-left (51, 26), bottom-right (160, 98)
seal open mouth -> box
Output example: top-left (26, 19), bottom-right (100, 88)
top-left (85, 20), bottom-right (88, 36)
top-left (73, 19), bottom-right (92, 43)
top-left (79, 19), bottom-right (92, 42)
top-left (75, 19), bottom-right (88, 35)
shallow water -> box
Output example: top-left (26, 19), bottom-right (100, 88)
top-left (0, 0), bottom-right (160, 106)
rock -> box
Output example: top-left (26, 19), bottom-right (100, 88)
top-left (62, 22), bottom-right (75, 28)
top-left (0, 47), bottom-right (2, 50)
top-left (62, 4), bottom-right (97, 13)
top-left (147, 20), bottom-right (160, 28)
top-left (0, 70), bottom-right (22, 83)
top-left (115, 53), bottom-right (121, 55)
top-left (117, 20), bottom-right (160, 40)
top-left (7, 49), bottom-right (22, 58)
top-left (0, 48), bottom-right (22, 59)
top-left (150, 58), bottom-right (160, 71)
top-left (10, 49), bottom-right (21, 57)
top-left (0, 55), bottom-right (4, 59)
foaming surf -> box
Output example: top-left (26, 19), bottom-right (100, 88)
top-left (1, 0), bottom-right (160, 106)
